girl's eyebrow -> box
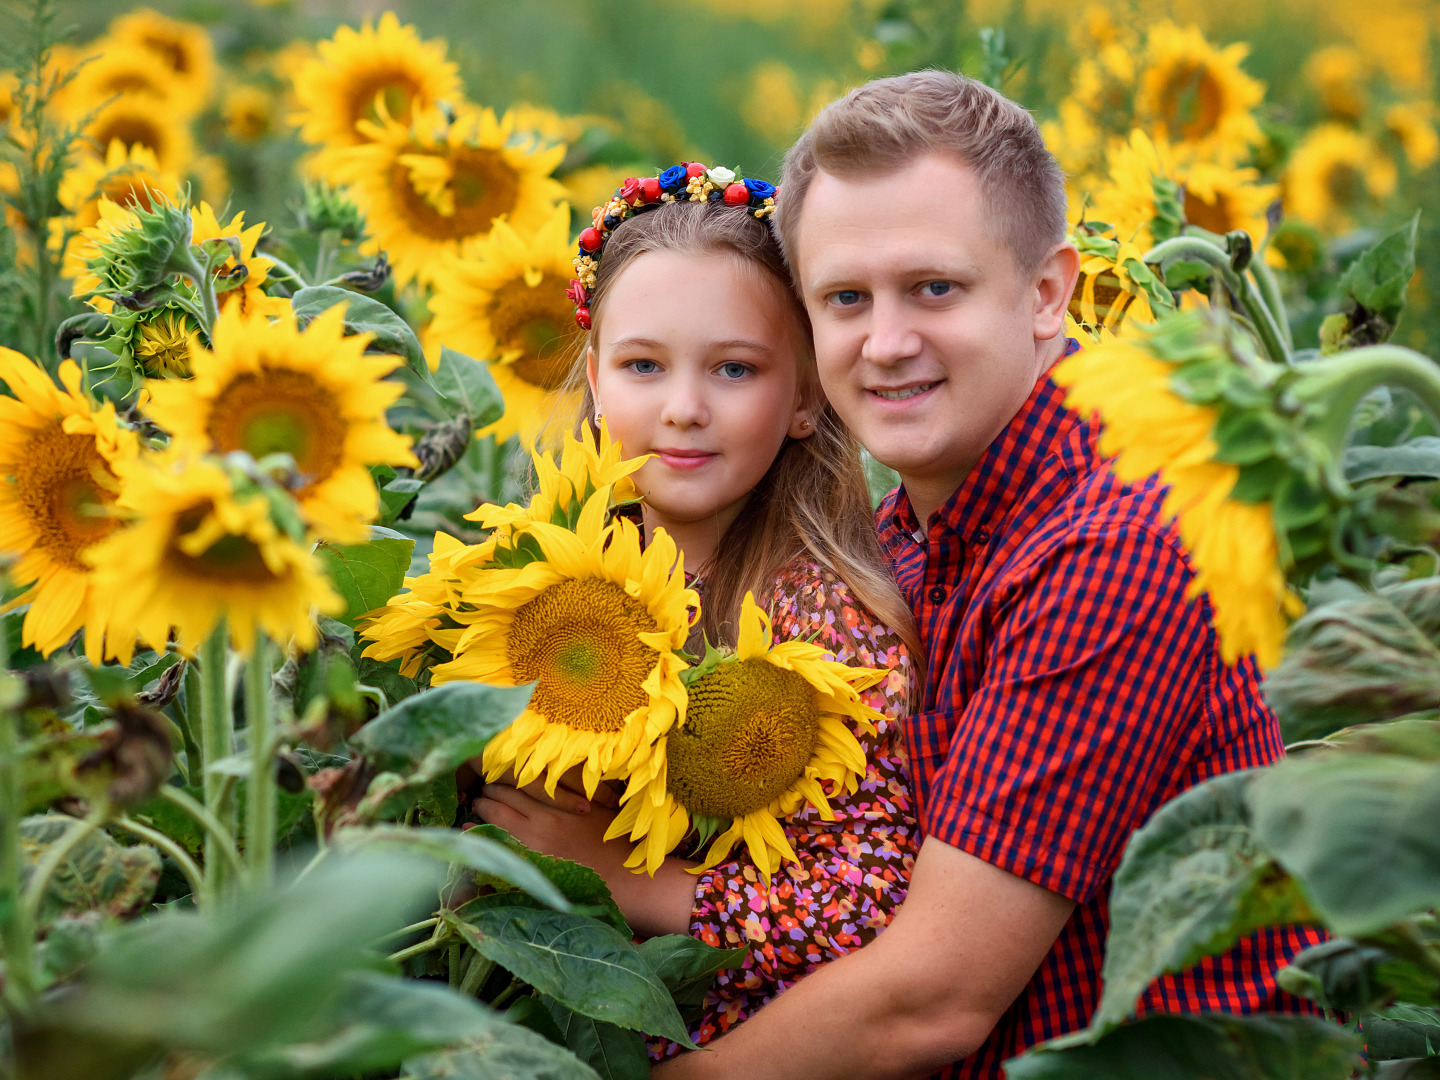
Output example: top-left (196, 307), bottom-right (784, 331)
top-left (708, 339), bottom-right (773, 354)
top-left (606, 336), bottom-right (773, 355)
top-left (605, 336), bottom-right (667, 352)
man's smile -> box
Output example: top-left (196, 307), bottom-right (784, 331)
top-left (868, 381), bottom-right (940, 402)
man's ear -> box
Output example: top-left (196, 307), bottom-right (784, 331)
top-left (585, 346), bottom-right (601, 413)
top-left (1032, 242), bottom-right (1080, 341)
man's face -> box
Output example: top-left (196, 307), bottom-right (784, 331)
top-left (792, 154), bottom-right (1069, 516)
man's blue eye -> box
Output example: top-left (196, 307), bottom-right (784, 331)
top-left (833, 290), bottom-right (862, 306)
top-left (922, 281), bottom-right (953, 297)
top-left (719, 361), bottom-right (749, 379)
top-left (629, 359), bottom-right (659, 375)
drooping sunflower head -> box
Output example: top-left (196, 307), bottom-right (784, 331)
top-left (331, 104), bottom-right (567, 289)
top-left (1135, 22), bottom-right (1264, 165)
top-left (290, 12), bottom-right (462, 165)
top-left (429, 204), bottom-right (582, 442)
top-left (143, 305), bottom-right (417, 544)
top-left (609, 593), bottom-right (884, 878)
top-left (108, 8), bottom-right (217, 106)
top-left (1052, 314), bottom-right (1308, 669)
top-left (86, 453), bottom-right (343, 657)
top-left (439, 494), bottom-right (696, 798)
top-left (1067, 225), bottom-right (1174, 336)
top-left (1283, 124), bottom-right (1398, 236)
top-left (0, 352), bottom-right (139, 664)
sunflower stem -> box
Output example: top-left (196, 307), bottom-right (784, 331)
top-left (1304, 345), bottom-right (1440, 458)
top-left (1145, 236), bottom-right (1291, 366)
top-left (180, 246), bottom-right (221, 339)
top-left (200, 620), bottom-right (236, 904)
top-left (245, 633), bottom-right (277, 890)
top-left (0, 624), bottom-right (37, 1012)
top-left (176, 664), bottom-right (205, 788)
top-left (1250, 257), bottom-right (1293, 353)
top-left (112, 814), bottom-right (208, 908)
top-left (158, 785), bottom-right (244, 881)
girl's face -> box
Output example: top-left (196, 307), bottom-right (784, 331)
top-left (588, 249), bottom-right (813, 561)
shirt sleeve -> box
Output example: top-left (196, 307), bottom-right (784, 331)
top-left (685, 564), bottom-right (919, 991)
top-left (922, 521), bottom-right (1217, 904)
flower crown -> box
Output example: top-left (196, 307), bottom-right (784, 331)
top-left (567, 163), bottom-right (778, 329)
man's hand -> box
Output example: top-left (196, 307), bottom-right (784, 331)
top-left (475, 783), bottom-right (699, 937)
top-left (653, 836), bottom-right (1076, 1079)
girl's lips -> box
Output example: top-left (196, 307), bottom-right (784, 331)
top-left (654, 450), bottom-right (717, 471)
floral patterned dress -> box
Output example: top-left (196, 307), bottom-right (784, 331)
top-left (653, 557), bottom-right (919, 1056)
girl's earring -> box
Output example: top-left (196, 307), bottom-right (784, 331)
top-left (799, 419), bottom-right (811, 431)
top-left (595, 410), bottom-right (604, 421)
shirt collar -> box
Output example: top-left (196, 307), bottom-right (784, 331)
top-left (887, 340), bottom-right (1082, 544)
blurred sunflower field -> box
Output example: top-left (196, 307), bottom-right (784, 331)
top-left (2, 0), bottom-right (1440, 1077)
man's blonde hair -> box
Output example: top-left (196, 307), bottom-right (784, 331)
top-left (776, 69), bottom-right (1068, 274)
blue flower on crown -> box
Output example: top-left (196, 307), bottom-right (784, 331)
top-left (744, 178), bottom-right (776, 200)
top-left (658, 165), bottom-right (688, 193)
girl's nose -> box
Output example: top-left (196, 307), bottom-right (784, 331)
top-left (659, 374), bottom-right (709, 428)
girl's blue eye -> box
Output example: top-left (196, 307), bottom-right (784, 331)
top-left (832, 290), bottom-right (862, 307)
top-left (922, 281), bottom-right (953, 297)
top-left (718, 361), bottom-right (749, 379)
top-left (628, 359), bottom-right (659, 375)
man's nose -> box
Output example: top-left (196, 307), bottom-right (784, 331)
top-left (860, 294), bottom-right (922, 367)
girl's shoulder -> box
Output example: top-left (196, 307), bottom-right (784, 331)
top-left (765, 556), bottom-right (910, 674)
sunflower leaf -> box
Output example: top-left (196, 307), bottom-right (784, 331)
top-left (406, 1024), bottom-right (603, 1080)
top-left (636, 935), bottom-right (746, 1020)
top-left (539, 998), bottom-right (650, 1080)
top-left (458, 825), bottom-right (630, 934)
top-left (435, 346), bottom-right (504, 429)
top-left (316, 526), bottom-right (415, 628)
top-left (291, 285), bottom-right (434, 387)
top-left (349, 681), bottom-right (534, 784)
top-left (442, 906), bottom-right (697, 1048)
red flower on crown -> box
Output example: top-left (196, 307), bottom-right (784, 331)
top-left (566, 280), bottom-right (588, 308)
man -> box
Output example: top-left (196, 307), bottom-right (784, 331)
top-left (654, 69), bottom-right (1323, 1080)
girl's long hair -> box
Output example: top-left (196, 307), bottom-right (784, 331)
top-left (558, 200), bottom-right (923, 690)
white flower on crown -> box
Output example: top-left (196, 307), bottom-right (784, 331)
top-left (706, 166), bottom-right (736, 185)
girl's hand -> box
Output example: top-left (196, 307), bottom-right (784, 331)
top-left (474, 783), bottom-right (701, 938)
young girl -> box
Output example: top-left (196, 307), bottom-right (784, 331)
top-left (474, 172), bottom-right (921, 1050)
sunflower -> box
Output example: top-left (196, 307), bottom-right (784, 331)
top-left (289, 13), bottom-right (462, 173)
top-left (132, 308), bottom-right (199, 380)
top-left (1088, 130), bottom-right (1277, 248)
top-left (0, 353), bottom-right (139, 664)
top-left (64, 197), bottom-right (142, 306)
top-left (59, 47), bottom-right (193, 120)
top-left (224, 85), bottom-right (275, 143)
top-left (1305, 45), bottom-right (1368, 123)
top-left (428, 205), bottom-right (582, 442)
top-left (359, 530), bottom-right (484, 677)
top-left (608, 593), bottom-right (884, 879)
top-left (436, 488), bottom-right (696, 799)
top-left (144, 306), bottom-right (417, 544)
top-left (331, 104), bottom-right (567, 290)
top-left (1068, 224), bottom-right (1173, 336)
top-left (57, 141), bottom-right (179, 270)
top-left (1283, 124), bottom-right (1397, 236)
top-left (1052, 327), bottom-right (1303, 669)
top-left (187, 202), bottom-right (291, 319)
top-left (1385, 102), bottom-right (1440, 172)
top-left (86, 454), bottom-right (342, 657)
top-left (1134, 22), bottom-right (1264, 166)
top-left (81, 97), bottom-right (196, 178)
top-left (108, 8), bottom-right (216, 107)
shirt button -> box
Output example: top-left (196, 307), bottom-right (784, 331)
top-left (973, 529), bottom-right (990, 545)
top-left (928, 585), bottom-right (947, 603)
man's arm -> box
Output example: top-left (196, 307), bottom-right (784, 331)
top-left (654, 835), bottom-right (1074, 1080)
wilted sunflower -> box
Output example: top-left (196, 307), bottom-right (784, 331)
top-left (188, 202), bottom-right (291, 319)
top-left (80, 97), bottom-right (196, 180)
top-left (1052, 326), bottom-right (1303, 669)
top-left (86, 454), bottom-right (342, 657)
top-left (608, 593), bottom-right (884, 879)
top-left (0, 353), bottom-right (139, 664)
top-left (439, 489), bottom-right (696, 799)
top-left (332, 104), bottom-right (567, 290)
top-left (1284, 125), bottom-right (1397, 236)
top-left (108, 8), bottom-right (217, 106)
top-left (1134, 23), bottom-right (1263, 166)
top-left (429, 205), bottom-right (582, 442)
top-left (290, 12), bottom-right (461, 172)
top-left (145, 306), bottom-right (417, 544)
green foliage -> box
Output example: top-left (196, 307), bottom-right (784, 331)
top-left (290, 285), bottom-right (434, 386)
top-left (461, 825), bottom-right (630, 934)
top-left (1325, 214), bottom-right (1422, 353)
top-left (436, 346), bottom-right (506, 431)
top-left (315, 526), bottom-right (415, 627)
top-left (349, 682), bottom-right (533, 785)
top-left (19, 814), bottom-right (161, 933)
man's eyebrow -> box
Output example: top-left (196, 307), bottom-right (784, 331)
top-left (807, 264), bottom-right (982, 293)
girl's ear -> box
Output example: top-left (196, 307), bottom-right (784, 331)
top-left (585, 346), bottom-right (601, 415)
top-left (788, 403), bottom-right (816, 440)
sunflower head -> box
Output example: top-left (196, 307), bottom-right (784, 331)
top-left (1135, 22), bottom-right (1264, 165)
top-left (0, 352), bottom-right (139, 663)
top-left (290, 12), bottom-right (462, 168)
top-left (86, 453), bottom-right (343, 657)
top-left (609, 593), bottom-right (884, 879)
top-left (331, 104), bottom-right (567, 289)
top-left (143, 305), bottom-right (417, 544)
top-left (187, 202), bottom-right (291, 319)
top-left (1067, 223), bottom-right (1174, 335)
top-left (59, 140), bottom-right (178, 234)
top-left (82, 97), bottom-right (196, 178)
top-left (108, 8), bottom-right (217, 105)
top-left (68, 194), bottom-right (195, 305)
top-left (59, 46), bottom-right (191, 121)
top-left (429, 204), bottom-right (582, 443)
top-left (1284, 125), bottom-right (1398, 236)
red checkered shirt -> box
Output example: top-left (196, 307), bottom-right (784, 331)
top-left (876, 364), bottom-right (1326, 1079)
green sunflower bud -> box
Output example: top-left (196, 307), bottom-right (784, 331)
top-left (298, 180), bottom-right (367, 241)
